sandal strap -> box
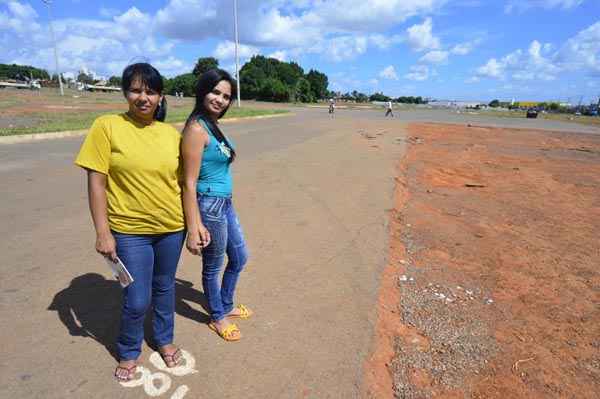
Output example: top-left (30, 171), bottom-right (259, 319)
top-left (115, 364), bottom-right (137, 381)
top-left (236, 304), bottom-right (251, 318)
top-left (161, 348), bottom-right (181, 364)
top-left (221, 323), bottom-right (240, 339)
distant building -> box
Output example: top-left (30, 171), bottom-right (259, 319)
top-left (428, 100), bottom-right (485, 108)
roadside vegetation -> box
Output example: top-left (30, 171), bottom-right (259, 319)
top-left (478, 109), bottom-right (600, 127)
top-left (0, 88), bottom-right (289, 136)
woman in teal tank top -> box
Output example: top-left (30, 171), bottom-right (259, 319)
top-left (181, 69), bottom-right (252, 341)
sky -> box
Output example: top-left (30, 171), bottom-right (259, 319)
top-left (1, 0), bottom-right (599, 103)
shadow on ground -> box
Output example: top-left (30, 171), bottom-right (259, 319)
top-left (48, 275), bottom-right (211, 361)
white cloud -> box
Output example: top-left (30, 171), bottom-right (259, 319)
top-left (379, 65), bottom-right (399, 80)
top-left (556, 21), bottom-right (600, 74)
top-left (476, 58), bottom-right (504, 78)
top-left (6, 1), bottom-right (37, 20)
top-left (213, 40), bottom-right (260, 60)
top-left (0, 3), bottom-right (182, 78)
top-left (420, 50), bottom-right (449, 64)
top-left (476, 22), bottom-right (600, 82)
top-left (155, 0), bottom-right (446, 57)
top-left (368, 33), bottom-right (404, 50)
top-left (99, 7), bottom-right (120, 18)
top-left (268, 50), bottom-right (287, 61)
top-left (505, 0), bottom-right (584, 13)
top-left (405, 65), bottom-right (430, 81)
top-left (153, 56), bottom-right (193, 77)
top-left (451, 40), bottom-right (479, 55)
top-left (323, 35), bottom-right (368, 61)
top-left (406, 17), bottom-right (440, 52)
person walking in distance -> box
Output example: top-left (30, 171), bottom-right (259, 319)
top-left (385, 100), bottom-right (394, 117)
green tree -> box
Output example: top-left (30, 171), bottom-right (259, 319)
top-left (164, 73), bottom-right (197, 96)
top-left (294, 77), bottom-right (314, 103)
top-left (275, 61), bottom-right (304, 87)
top-left (193, 57), bottom-right (219, 77)
top-left (354, 91), bottom-right (369, 103)
top-left (108, 76), bottom-right (122, 87)
top-left (0, 63), bottom-right (50, 80)
top-left (489, 99), bottom-right (500, 107)
top-left (77, 72), bottom-right (94, 84)
top-left (370, 92), bottom-right (390, 102)
top-left (239, 64), bottom-right (266, 99)
top-left (305, 69), bottom-right (328, 100)
top-left (259, 78), bottom-right (289, 102)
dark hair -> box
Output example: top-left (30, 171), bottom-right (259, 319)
top-left (121, 63), bottom-right (167, 122)
top-left (185, 69), bottom-right (237, 162)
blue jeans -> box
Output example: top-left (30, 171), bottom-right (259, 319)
top-left (198, 195), bottom-right (248, 321)
top-left (113, 230), bottom-right (185, 361)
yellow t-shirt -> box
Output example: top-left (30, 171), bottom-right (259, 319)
top-left (75, 114), bottom-right (185, 234)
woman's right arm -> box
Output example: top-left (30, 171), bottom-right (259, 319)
top-left (181, 122), bottom-right (210, 255)
top-left (87, 170), bottom-right (117, 261)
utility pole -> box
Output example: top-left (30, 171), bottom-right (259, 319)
top-left (233, 0), bottom-right (241, 107)
top-left (42, 0), bottom-right (64, 96)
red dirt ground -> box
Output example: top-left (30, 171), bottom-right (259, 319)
top-left (365, 122), bottom-right (600, 398)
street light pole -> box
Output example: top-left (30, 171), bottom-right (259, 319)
top-left (233, 0), bottom-right (241, 107)
top-left (42, 0), bottom-right (64, 96)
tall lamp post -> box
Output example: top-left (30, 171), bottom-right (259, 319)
top-left (233, 0), bottom-right (241, 107)
top-left (42, 0), bottom-right (64, 96)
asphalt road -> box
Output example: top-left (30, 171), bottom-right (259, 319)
top-left (1, 107), bottom-right (597, 399)
top-left (0, 108), bottom-right (404, 399)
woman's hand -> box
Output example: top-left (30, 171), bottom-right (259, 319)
top-left (186, 224), bottom-right (211, 255)
top-left (96, 232), bottom-right (117, 261)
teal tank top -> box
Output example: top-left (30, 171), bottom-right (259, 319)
top-left (196, 118), bottom-right (234, 197)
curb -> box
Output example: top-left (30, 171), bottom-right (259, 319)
top-left (0, 112), bottom-right (294, 145)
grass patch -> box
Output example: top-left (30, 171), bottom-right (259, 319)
top-left (0, 97), bottom-right (26, 110)
top-left (478, 110), bottom-right (600, 127)
top-left (0, 107), bottom-right (289, 136)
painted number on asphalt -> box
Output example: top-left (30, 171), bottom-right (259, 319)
top-left (120, 349), bottom-right (197, 398)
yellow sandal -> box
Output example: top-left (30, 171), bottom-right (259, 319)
top-left (226, 304), bottom-right (253, 320)
top-left (208, 322), bottom-right (241, 341)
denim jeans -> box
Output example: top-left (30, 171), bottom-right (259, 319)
top-left (113, 230), bottom-right (185, 361)
top-left (198, 195), bottom-right (248, 321)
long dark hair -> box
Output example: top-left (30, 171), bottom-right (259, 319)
top-left (185, 69), bottom-right (237, 162)
top-left (121, 63), bottom-right (167, 122)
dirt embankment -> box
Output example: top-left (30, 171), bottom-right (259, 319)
top-left (366, 123), bottom-right (600, 398)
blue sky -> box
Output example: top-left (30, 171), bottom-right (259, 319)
top-left (1, 0), bottom-right (599, 103)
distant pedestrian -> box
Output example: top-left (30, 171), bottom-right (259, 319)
top-left (385, 100), bottom-right (394, 117)
top-left (181, 69), bottom-right (252, 342)
top-left (75, 63), bottom-right (185, 382)
top-left (328, 98), bottom-right (335, 116)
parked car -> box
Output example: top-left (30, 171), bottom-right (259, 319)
top-left (526, 108), bottom-right (538, 119)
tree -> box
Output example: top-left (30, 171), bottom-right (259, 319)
top-left (294, 77), bottom-right (314, 103)
top-left (370, 92), bottom-right (390, 102)
top-left (238, 56), bottom-right (329, 102)
top-left (108, 76), bottom-right (122, 87)
top-left (239, 63), bottom-right (266, 99)
top-left (0, 63), bottom-right (49, 80)
top-left (489, 99), bottom-right (500, 107)
top-left (349, 90), bottom-right (368, 103)
top-left (305, 69), bottom-right (328, 100)
top-left (77, 72), bottom-right (94, 84)
top-left (259, 78), bottom-right (289, 102)
top-left (193, 57), bottom-right (219, 77)
top-left (275, 61), bottom-right (304, 87)
top-left (164, 73), bottom-right (197, 97)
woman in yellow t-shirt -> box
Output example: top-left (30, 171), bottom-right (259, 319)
top-left (75, 63), bottom-right (185, 382)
